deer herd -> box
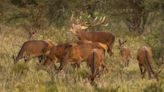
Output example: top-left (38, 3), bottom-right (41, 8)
top-left (13, 16), bottom-right (162, 82)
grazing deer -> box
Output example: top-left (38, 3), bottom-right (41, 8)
top-left (43, 40), bottom-right (106, 66)
top-left (43, 40), bottom-right (94, 66)
top-left (43, 42), bottom-right (73, 67)
top-left (69, 16), bottom-right (115, 56)
top-left (118, 39), bottom-right (131, 67)
top-left (58, 41), bottom-right (108, 73)
top-left (137, 46), bottom-right (161, 81)
top-left (87, 48), bottom-right (106, 82)
top-left (13, 40), bottom-right (54, 64)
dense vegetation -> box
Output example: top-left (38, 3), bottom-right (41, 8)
top-left (0, 0), bottom-right (163, 92)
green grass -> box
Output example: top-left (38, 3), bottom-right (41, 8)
top-left (0, 25), bottom-right (163, 92)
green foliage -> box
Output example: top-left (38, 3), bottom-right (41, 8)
top-left (145, 21), bottom-right (164, 62)
top-left (144, 82), bottom-right (163, 92)
top-left (0, 0), bottom-right (164, 92)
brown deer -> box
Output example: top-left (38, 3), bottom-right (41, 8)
top-left (43, 42), bottom-right (73, 67)
top-left (58, 41), bottom-right (108, 72)
top-left (87, 48), bottom-right (106, 82)
top-left (137, 46), bottom-right (161, 81)
top-left (43, 40), bottom-right (99, 66)
top-left (13, 40), bottom-right (55, 64)
top-left (43, 40), bottom-right (106, 66)
top-left (69, 16), bottom-right (115, 56)
top-left (118, 39), bottom-right (131, 67)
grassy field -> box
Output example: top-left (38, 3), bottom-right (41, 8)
top-left (0, 25), bottom-right (164, 92)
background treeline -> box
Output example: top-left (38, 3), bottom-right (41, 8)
top-left (0, 0), bottom-right (163, 61)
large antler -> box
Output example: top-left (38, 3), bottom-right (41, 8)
top-left (70, 15), bottom-right (109, 32)
top-left (82, 16), bottom-right (108, 28)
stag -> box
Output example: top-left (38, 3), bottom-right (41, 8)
top-left (69, 16), bottom-right (115, 56)
top-left (13, 40), bottom-right (54, 64)
top-left (137, 46), bottom-right (162, 81)
top-left (118, 39), bottom-right (131, 67)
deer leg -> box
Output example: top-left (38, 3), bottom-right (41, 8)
top-left (149, 68), bottom-right (158, 81)
top-left (101, 62), bottom-right (108, 72)
top-left (121, 57), bottom-right (126, 67)
top-left (124, 59), bottom-right (127, 67)
top-left (76, 61), bottom-right (81, 69)
top-left (125, 61), bottom-right (127, 67)
top-left (71, 62), bottom-right (80, 70)
top-left (144, 64), bottom-right (153, 79)
top-left (139, 64), bottom-right (144, 78)
top-left (107, 48), bottom-right (113, 56)
top-left (127, 59), bottom-right (130, 67)
top-left (107, 43), bottom-right (114, 56)
top-left (147, 70), bottom-right (152, 79)
top-left (154, 73), bottom-right (159, 81)
top-left (38, 55), bottom-right (46, 63)
top-left (142, 68), bottom-right (146, 79)
top-left (58, 59), bottom-right (70, 72)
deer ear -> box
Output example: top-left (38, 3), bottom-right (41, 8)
top-left (123, 40), bottom-right (127, 44)
top-left (81, 26), bottom-right (88, 30)
top-left (118, 39), bottom-right (121, 46)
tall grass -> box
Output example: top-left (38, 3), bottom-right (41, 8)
top-left (0, 25), bottom-right (163, 92)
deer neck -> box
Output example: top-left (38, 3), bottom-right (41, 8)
top-left (76, 30), bottom-right (83, 36)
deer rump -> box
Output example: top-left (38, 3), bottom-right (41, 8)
top-left (76, 31), bottom-right (115, 55)
top-left (137, 46), bottom-right (159, 80)
top-left (58, 42), bottom-right (106, 82)
top-left (87, 48), bottom-right (105, 82)
top-left (14, 40), bottom-right (50, 63)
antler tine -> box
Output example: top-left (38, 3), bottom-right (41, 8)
top-left (101, 16), bottom-right (106, 24)
top-left (93, 16), bottom-right (98, 22)
top-left (90, 16), bottom-right (107, 27)
top-left (70, 14), bottom-right (74, 21)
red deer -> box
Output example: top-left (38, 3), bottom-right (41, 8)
top-left (118, 39), bottom-right (131, 67)
top-left (43, 42), bottom-right (73, 67)
top-left (69, 16), bottom-right (115, 56)
top-left (13, 40), bottom-right (55, 64)
top-left (43, 40), bottom-right (97, 66)
top-left (87, 48), bottom-right (106, 82)
top-left (58, 41), bottom-right (108, 73)
top-left (137, 46), bottom-right (162, 81)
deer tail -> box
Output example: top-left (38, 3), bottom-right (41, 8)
top-left (90, 49), bottom-right (97, 82)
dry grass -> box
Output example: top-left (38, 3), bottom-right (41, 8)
top-left (0, 25), bottom-right (164, 92)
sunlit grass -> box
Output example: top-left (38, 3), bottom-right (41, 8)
top-left (0, 26), bottom-right (163, 92)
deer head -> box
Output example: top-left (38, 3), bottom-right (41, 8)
top-left (118, 39), bottom-right (127, 49)
top-left (12, 55), bottom-right (16, 64)
top-left (28, 31), bottom-right (37, 40)
top-left (69, 15), bottom-right (108, 34)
